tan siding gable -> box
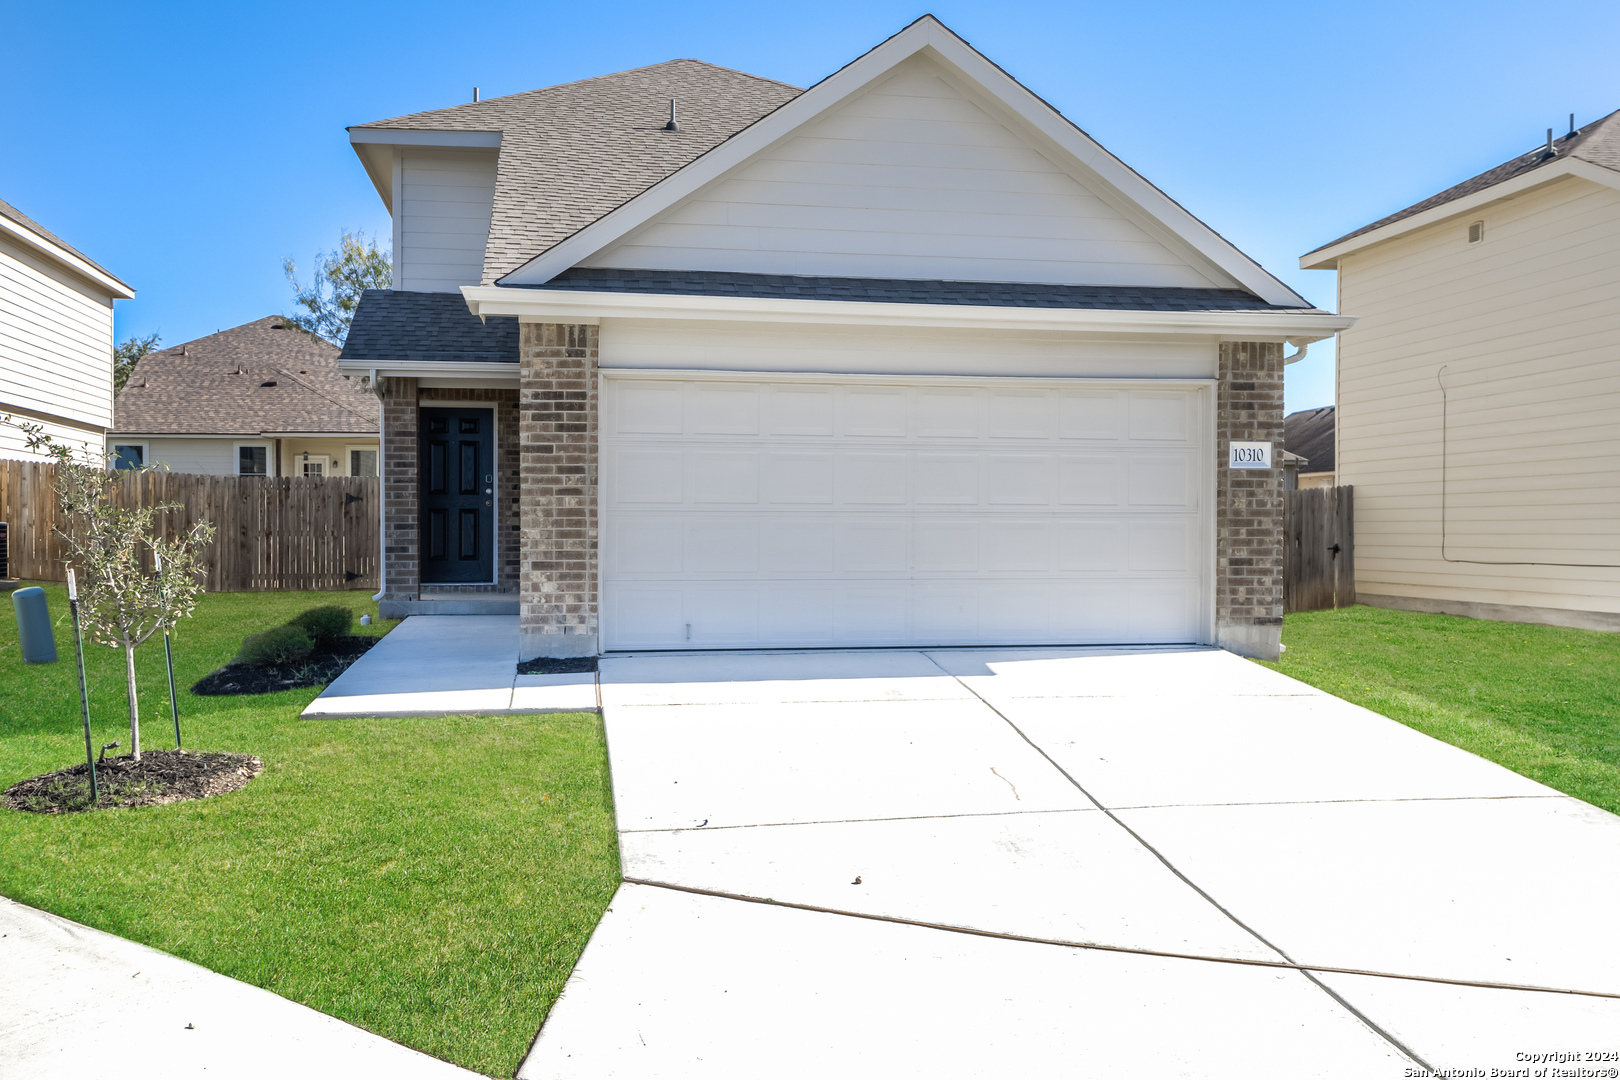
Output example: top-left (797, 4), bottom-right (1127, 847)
top-left (582, 55), bottom-right (1227, 288)
top-left (1337, 175), bottom-right (1620, 613)
top-left (0, 233), bottom-right (115, 431)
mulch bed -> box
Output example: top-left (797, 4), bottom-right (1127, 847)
top-left (4, 750), bottom-right (263, 814)
top-left (190, 635), bottom-right (378, 696)
top-left (517, 656), bottom-right (599, 675)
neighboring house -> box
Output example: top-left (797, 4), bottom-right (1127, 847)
top-left (0, 198), bottom-right (134, 460)
top-left (110, 316), bottom-right (378, 477)
top-left (340, 16), bottom-right (1351, 660)
top-left (1302, 109), bottom-right (1620, 631)
top-left (1284, 406), bottom-right (1335, 489)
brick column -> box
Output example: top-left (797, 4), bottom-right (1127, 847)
top-left (518, 323), bottom-right (599, 659)
top-left (1215, 341), bottom-right (1284, 660)
top-left (379, 376), bottom-right (420, 612)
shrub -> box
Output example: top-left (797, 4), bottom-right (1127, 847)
top-left (236, 624), bottom-right (314, 667)
top-left (289, 605), bottom-right (353, 642)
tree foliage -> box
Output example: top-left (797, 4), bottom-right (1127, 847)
top-left (113, 332), bottom-right (161, 394)
top-left (2, 416), bottom-right (213, 761)
top-left (283, 229), bottom-right (391, 346)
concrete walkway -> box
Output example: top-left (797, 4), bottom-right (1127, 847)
top-left (302, 615), bottom-right (597, 717)
top-left (523, 646), bottom-right (1620, 1078)
top-left (0, 896), bottom-right (482, 1079)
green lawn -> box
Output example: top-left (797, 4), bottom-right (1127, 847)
top-left (1265, 604), bottom-right (1620, 815)
top-left (0, 583), bottom-right (619, 1077)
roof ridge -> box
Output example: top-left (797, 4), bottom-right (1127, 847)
top-left (1306, 106), bottom-right (1620, 257)
top-left (357, 58), bottom-right (801, 130)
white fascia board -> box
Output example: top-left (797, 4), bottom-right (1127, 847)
top-left (335, 358), bottom-right (520, 381)
top-left (462, 284), bottom-right (1354, 344)
top-left (498, 17), bottom-right (1308, 308)
top-left (346, 128), bottom-right (504, 211)
top-left (1300, 159), bottom-right (1620, 269)
top-left (0, 214), bottom-right (134, 299)
top-left (260, 431), bottom-right (378, 438)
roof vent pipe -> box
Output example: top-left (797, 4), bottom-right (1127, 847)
top-left (664, 99), bottom-right (679, 132)
top-left (473, 87), bottom-right (480, 103)
top-left (1569, 113), bottom-right (1576, 136)
top-left (1546, 128), bottom-right (1555, 155)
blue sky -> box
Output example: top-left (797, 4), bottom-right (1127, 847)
top-left (5, 0), bottom-right (1617, 412)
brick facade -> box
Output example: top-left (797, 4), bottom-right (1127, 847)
top-left (379, 375), bottom-right (420, 604)
top-left (518, 323), bottom-right (600, 659)
top-left (1215, 340), bottom-right (1286, 660)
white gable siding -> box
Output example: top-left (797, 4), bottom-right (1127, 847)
top-left (1337, 175), bottom-right (1620, 618)
top-left (398, 149), bottom-right (497, 292)
top-left (582, 56), bottom-right (1228, 288)
top-left (0, 232), bottom-right (115, 456)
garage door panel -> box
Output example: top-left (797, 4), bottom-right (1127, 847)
top-left (761, 520), bottom-right (836, 571)
top-left (763, 384), bottom-right (835, 435)
top-left (614, 450), bottom-right (684, 504)
top-left (1128, 455), bottom-right (1194, 507)
top-left (1057, 456), bottom-right (1122, 506)
top-left (613, 381), bottom-right (685, 435)
top-left (602, 376), bottom-right (1209, 650)
top-left (763, 452), bottom-right (836, 503)
top-left (1128, 390), bottom-right (1193, 442)
top-left (916, 453), bottom-right (979, 504)
top-left (1058, 390), bottom-right (1123, 441)
top-left (841, 453), bottom-right (909, 503)
top-left (842, 387), bottom-right (908, 436)
top-left (838, 521), bottom-right (909, 572)
top-left (690, 383), bottom-right (760, 435)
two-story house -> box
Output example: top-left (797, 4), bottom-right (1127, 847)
top-left (0, 198), bottom-right (134, 461)
top-left (1302, 110), bottom-right (1620, 631)
top-left (339, 16), bottom-right (1352, 660)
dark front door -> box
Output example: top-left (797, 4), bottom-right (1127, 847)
top-left (420, 407), bottom-right (495, 583)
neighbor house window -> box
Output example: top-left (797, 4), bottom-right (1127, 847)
top-left (349, 448), bottom-right (377, 477)
top-left (112, 444), bottom-right (145, 469)
top-left (237, 445), bottom-right (268, 476)
top-left (302, 458), bottom-right (326, 478)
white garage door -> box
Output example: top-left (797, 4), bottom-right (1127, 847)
top-left (602, 372), bottom-right (1210, 651)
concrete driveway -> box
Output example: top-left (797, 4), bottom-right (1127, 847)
top-left (522, 646), bottom-right (1620, 1079)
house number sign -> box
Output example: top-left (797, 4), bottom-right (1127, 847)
top-left (1228, 442), bottom-right (1273, 469)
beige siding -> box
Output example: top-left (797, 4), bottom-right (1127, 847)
top-left (598, 318), bottom-right (1218, 380)
top-left (0, 233), bottom-right (115, 432)
top-left (1337, 174), bottom-right (1620, 615)
top-left (584, 55), bottom-right (1229, 289)
top-left (398, 149), bottom-right (497, 292)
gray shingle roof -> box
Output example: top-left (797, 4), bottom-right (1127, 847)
top-left (1308, 109), bottom-right (1620, 256)
top-left (113, 317), bottom-right (377, 436)
top-left (1284, 406), bottom-right (1334, 473)
top-left (0, 197), bottom-right (132, 291)
top-left (340, 290), bottom-right (519, 363)
top-left (353, 60), bottom-right (802, 284)
top-left (527, 268), bottom-right (1308, 312)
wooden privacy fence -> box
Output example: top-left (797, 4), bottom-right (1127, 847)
top-left (0, 460), bottom-right (379, 592)
top-left (1284, 485), bottom-right (1354, 613)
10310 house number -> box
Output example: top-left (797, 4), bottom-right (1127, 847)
top-left (1228, 442), bottom-right (1273, 469)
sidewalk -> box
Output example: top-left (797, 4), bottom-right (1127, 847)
top-left (0, 896), bottom-right (484, 1079)
top-left (302, 615), bottom-right (597, 718)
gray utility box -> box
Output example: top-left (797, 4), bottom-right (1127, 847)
top-left (13, 585), bottom-right (57, 663)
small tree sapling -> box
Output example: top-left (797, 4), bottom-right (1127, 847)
top-left (2, 417), bottom-right (213, 761)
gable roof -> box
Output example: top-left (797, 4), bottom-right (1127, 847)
top-left (499, 16), bottom-right (1309, 308)
top-left (1284, 405), bottom-right (1335, 474)
top-left (0, 197), bottom-right (134, 297)
top-left (1303, 109), bottom-right (1620, 266)
top-left (113, 317), bottom-right (377, 436)
top-left (340, 290), bottom-right (519, 364)
top-left (351, 60), bottom-right (801, 284)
